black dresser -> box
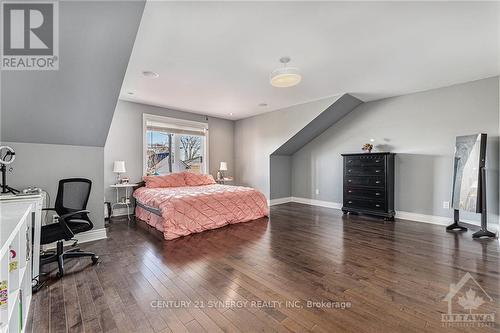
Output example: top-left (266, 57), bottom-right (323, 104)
top-left (341, 153), bottom-right (395, 221)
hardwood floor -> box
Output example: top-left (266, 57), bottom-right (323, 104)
top-left (28, 202), bottom-right (499, 333)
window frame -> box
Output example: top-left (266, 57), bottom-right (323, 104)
top-left (142, 113), bottom-right (209, 176)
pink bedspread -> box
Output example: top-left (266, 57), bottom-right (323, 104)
top-left (133, 184), bottom-right (269, 240)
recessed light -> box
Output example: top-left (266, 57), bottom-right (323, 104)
top-left (229, 113), bottom-right (233, 116)
top-left (258, 103), bottom-right (268, 107)
top-left (127, 92), bottom-right (134, 95)
top-left (142, 70), bottom-right (159, 78)
top-left (370, 138), bottom-right (375, 142)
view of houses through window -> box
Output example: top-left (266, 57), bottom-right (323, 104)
top-left (145, 117), bottom-right (207, 175)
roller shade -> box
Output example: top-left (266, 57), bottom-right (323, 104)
top-left (146, 120), bottom-right (207, 136)
top-left (146, 126), bottom-right (206, 136)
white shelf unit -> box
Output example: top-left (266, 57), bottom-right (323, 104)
top-left (0, 200), bottom-right (36, 333)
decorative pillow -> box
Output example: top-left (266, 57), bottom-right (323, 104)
top-left (184, 172), bottom-right (217, 186)
top-left (143, 172), bottom-right (187, 188)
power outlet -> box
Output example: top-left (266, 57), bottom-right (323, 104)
top-left (443, 201), bottom-right (450, 209)
top-left (315, 189), bottom-right (320, 195)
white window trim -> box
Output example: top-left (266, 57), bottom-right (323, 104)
top-left (143, 113), bottom-right (209, 176)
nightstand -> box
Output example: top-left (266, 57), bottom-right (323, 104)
top-left (216, 177), bottom-right (234, 185)
top-left (110, 183), bottom-right (138, 220)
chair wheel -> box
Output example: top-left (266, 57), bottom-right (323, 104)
top-left (56, 271), bottom-right (64, 278)
top-left (91, 255), bottom-right (99, 264)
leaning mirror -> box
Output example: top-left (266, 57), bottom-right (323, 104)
top-left (451, 134), bottom-right (486, 213)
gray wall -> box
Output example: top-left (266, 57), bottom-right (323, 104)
top-left (1, 1), bottom-right (145, 147)
top-left (270, 155), bottom-right (292, 199)
top-left (104, 100), bottom-right (234, 203)
top-left (234, 96), bottom-right (340, 198)
top-left (290, 77), bottom-right (499, 223)
top-left (1, 142), bottom-right (105, 229)
top-left (208, 116), bottom-right (235, 178)
top-left (0, 1), bottom-right (145, 233)
top-left (269, 94), bottom-right (363, 200)
top-left (273, 94), bottom-right (363, 155)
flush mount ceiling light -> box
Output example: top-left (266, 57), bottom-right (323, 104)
top-left (258, 103), bottom-right (268, 107)
top-left (142, 70), bottom-right (159, 78)
top-left (270, 57), bottom-right (301, 88)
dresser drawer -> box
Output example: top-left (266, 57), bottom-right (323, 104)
top-left (345, 156), bottom-right (385, 167)
top-left (344, 198), bottom-right (386, 212)
top-left (342, 153), bottom-right (395, 219)
top-left (345, 187), bottom-right (385, 199)
top-left (345, 166), bottom-right (385, 176)
top-left (345, 176), bottom-right (385, 187)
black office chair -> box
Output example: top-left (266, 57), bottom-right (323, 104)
top-left (41, 178), bottom-right (99, 278)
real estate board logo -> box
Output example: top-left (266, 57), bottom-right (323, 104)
top-left (1, 1), bottom-right (59, 70)
top-left (441, 272), bottom-right (495, 328)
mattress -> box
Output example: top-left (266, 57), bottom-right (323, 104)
top-left (133, 184), bottom-right (269, 240)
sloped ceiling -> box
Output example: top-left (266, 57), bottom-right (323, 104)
top-left (272, 94), bottom-right (363, 156)
top-left (1, 1), bottom-right (145, 147)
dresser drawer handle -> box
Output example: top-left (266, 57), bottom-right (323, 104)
top-left (375, 192), bottom-right (381, 196)
top-left (348, 169), bottom-right (352, 172)
top-left (375, 204), bottom-right (381, 208)
top-left (375, 170), bottom-right (381, 173)
top-left (348, 201), bottom-right (353, 204)
top-left (348, 190), bottom-right (352, 193)
top-left (375, 160), bottom-right (380, 163)
top-left (375, 181), bottom-right (381, 184)
top-left (348, 180), bottom-right (352, 183)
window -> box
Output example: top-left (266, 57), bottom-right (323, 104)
top-left (143, 114), bottom-right (208, 176)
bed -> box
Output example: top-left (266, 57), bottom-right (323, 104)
top-left (133, 172), bottom-right (269, 240)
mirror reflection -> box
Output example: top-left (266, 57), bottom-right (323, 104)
top-left (451, 134), bottom-right (485, 212)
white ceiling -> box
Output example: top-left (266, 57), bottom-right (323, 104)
top-left (120, 1), bottom-right (500, 120)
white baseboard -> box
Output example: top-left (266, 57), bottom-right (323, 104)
top-left (393, 212), bottom-right (488, 229)
top-left (395, 211), bottom-right (452, 226)
top-left (112, 207), bottom-right (133, 217)
top-left (269, 197), bottom-right (292, 206)
top-left (45, 228), bottom-right (107, 249)
top-left (76, 228), bottom-right (108, 243)
top-left (291, 197), bottom-right (343, 210)
top-left (269, 196), bottom-right (495, 230)
top-left (270, 197), bottom-right (342, 209)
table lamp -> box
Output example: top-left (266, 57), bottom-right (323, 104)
top-left (219, 162), bottom-right (227, 179)
top-left (113, 160), bottom-right (126, 184)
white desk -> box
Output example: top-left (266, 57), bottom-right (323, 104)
top-left (0, 195), bottom-right (42, 333)
top-left (109, 184), bottom-right (138, 220)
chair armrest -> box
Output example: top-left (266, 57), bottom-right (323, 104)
top-left (57, 210), bottom-right (90, 240)
top-left (42, 208), bottom-right (56, 211)
top-left (56, 215), bottom-right (74, 240)
top-left (59, 210), bottom-right (90, 221)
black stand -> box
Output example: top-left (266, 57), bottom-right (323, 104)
top-left (446, 167), bottom-right (496, 239)
top-left (0, 163), bottom-right (19, 194)
top-left (446, 209), bottom-right (467, 232)
top-left (472, 168), bottom-right (495, 239)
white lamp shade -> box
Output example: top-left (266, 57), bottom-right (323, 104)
top-left (113, 161), bottom-right (126, 173)
top-left (270, 67), bottom-right (302, 88)
top-left (219, 162), bottom-right (228, 171)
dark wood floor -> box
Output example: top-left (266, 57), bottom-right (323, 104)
top-left (28, 203), bottom-right (499, 333)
